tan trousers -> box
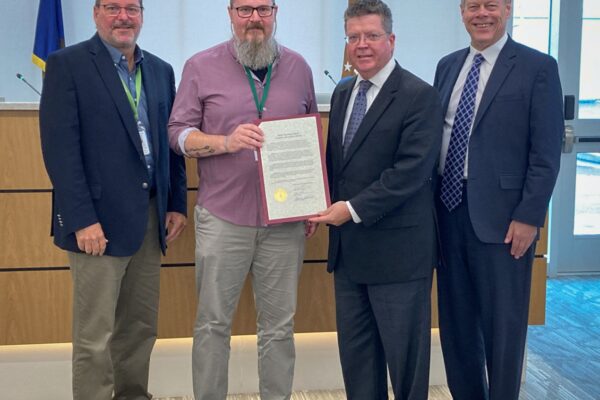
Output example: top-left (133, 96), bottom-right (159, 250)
top-left (68, 201), bottom-right (160, 400)
top-left (192, 206), bottom-right (305, 400)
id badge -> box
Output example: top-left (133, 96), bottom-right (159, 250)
top-left (138, 120), bottom-right (151, 156)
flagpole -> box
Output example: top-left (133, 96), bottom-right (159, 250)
top-left (341, 0), bottom-right (359, 79)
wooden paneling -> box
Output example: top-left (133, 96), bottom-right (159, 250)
top-left (296, 263), bottom-right (336, 332)
top-left (432, 271), bottom-right (439, 328)
top-left (185, 157), bottom-right (199, 189)
top-left (0, 193), bottom-right (67, 268)
top-left (304, 224), bottom-right (329, 261)
top-left (536, 216), bottom-right (549, 257)
top-left (161, 191), bottom-right (328, 265)
top-left (0, 109), bottom-right (548, 346)
top-left (161, 191), bottom-right (197, 265)
top-left (0, 270), bottom-right (72, 345)
top-left (158, 263), bottom-right (336, 338)
top-left (529, 258), bottom-right (547, 325)
top-left (157, 267), bottom-right (196, 338)
top-left (0, 110), bottom-right (51, 189)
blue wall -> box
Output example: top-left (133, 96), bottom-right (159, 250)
top-left (1, 0), bottom-right (469, 102)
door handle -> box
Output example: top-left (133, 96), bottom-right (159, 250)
top-left (562, 125), bottom-right (575, 153)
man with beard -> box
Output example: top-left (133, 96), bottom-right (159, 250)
top-left (168, 1), bottom-right (317, 399)
top-left (39, 1), bottom-right (187, 399)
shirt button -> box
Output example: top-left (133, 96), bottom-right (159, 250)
top-left (142, 182), bottom-right (149, 190)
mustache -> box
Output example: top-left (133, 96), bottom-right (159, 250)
top-left (112, 22), bottom-right (135, 29)
top-left (245, 22), bottom-right (264, 31)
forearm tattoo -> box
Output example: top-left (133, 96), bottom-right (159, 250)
top-left (188, 145), bottom-right (215, 158)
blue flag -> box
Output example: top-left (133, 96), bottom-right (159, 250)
top-left (32, 0), bottom-right (65, 71)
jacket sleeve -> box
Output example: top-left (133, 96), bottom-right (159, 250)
top-left (39, 52), bottom-right (99, 235)
top-left (166, 65), bottom-right (188, 216)
top-left (511, 56), bottom-right (563, 227)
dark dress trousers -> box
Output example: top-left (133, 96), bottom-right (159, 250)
top-left (40, 33), bottom-right (187, 256)
top-left (433, 37), bottom-right (563, 400)
top-left (327, 63), bottom-right (443, 400)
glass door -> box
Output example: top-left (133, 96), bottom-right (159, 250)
top-left (551, 0), bottom-right (600, 274)
top-left (513, 0), bottom-right (600, 275)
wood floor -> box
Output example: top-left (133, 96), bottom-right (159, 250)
top-left (158, 276), bottom-right (600, 400)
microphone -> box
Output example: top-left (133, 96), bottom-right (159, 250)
top-left (16, 73), bottom-right (42, 96)
top-left (324, 70), bottom-right (338, 86)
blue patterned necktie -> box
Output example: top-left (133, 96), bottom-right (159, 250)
top-left (440, 53), bottom-right (485, 211)
top-left (343, 80), bottom-right (373, 157)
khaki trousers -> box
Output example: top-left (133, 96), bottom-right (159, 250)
top-left (192, 206), bottom-right (305, 400)
top-left (68, 201), bottom-right (160, 400)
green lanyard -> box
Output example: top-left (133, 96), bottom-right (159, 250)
top-left (120, 67), bottom-right (142, 120)
top-left (244, 64), bottom-right (272, 119)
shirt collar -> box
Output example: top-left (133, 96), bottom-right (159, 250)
top-left (100, 38), bottom-right (144, 67)
top-left (469, 32), bottom-right (508, 66)
top-left (355, 57), bottom-right (396, 90)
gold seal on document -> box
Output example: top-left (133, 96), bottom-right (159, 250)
top-left (274, 188), bottom-right (288, 203)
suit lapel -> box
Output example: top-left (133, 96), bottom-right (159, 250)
top-left (342, 64), bottom-right (401, 169)
top-left (441, 49), bottom-right (469, 113)
top-left (141, 59), bottom-right (160, 160)
top-left (472, 38), bottom-right (517, 132)
top-left (330, 78), bottom-right (354, 175)
top-left (89, 34), bottom-right (144, 158)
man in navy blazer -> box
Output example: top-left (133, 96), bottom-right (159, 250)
top-left (433, 1), bottom-right (563, 399)
top-left (39, 1), bottom-right (187, 399)
top-left (311, 1), bottom-right (442, 398)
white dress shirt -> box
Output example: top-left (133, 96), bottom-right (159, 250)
top-left (439, 33), bottom-right (508, 176)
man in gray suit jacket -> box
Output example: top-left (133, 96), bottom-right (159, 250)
top-left (433, 1), bottom-right (563, 399)
top-left (311, 1), bottom-right (442, 398)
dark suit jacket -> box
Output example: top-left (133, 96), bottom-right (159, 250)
top-left (327, 63), bottom-right (443, 284)
top-left (434, 37), bottom-right (563, 243)
top-left (40, 34), bottom-right (187, 256)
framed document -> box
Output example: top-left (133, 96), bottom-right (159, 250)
top-left (257, 113), bottom-right (331, 224)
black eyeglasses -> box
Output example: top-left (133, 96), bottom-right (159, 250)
top-left (99, 4), bottom-right (144, 18)
top-left (233, 5), bottom-right (275, 18)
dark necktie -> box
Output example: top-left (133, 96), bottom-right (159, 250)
top-left (440, 53), bottom-right (485, 211)
top-left (343, 80), bottom-right (372, 157)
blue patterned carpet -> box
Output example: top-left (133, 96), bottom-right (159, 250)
top-left (523, 276), bottom-right (600, 400)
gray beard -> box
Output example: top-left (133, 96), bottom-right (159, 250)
top-left (233, 36), bottom-right (279, 70)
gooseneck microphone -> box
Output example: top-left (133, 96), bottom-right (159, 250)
top-left (324, 70), bottom-right (338, 86)
top-left (16, 73), bottom-right (42, 96)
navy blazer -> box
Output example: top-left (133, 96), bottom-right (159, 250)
top-left (40, 34), bottom-right (187, 256)
top-left (326, 63), bottom-right (443, 284)
top-left (434, 37), bottom-right (563, 243)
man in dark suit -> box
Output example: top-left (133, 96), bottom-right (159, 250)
top-left (39, 1), bottom-right (187, 399)
top-left (433, 1), bottom-right (563, 399)
top-left (311, 1), bottom-right (442, 398)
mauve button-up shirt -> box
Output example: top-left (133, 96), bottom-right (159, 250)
top-left (168, 40), bottom-right (318, 227)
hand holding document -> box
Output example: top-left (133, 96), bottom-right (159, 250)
top-left (257, 114), bottom-right (331, 224)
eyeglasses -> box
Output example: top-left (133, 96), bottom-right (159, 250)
top-left (233, 5), bottom-right (275, 18)
top-left (99, 4), bottom-right (144, 18)
top-left (345, 32), bottom-right (388, 45)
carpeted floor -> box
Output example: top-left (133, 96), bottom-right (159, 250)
top-left (520, 276), bottom-right (600, 400)
top-left (158, 276), bottom-right (600, 400)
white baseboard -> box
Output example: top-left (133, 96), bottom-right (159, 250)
top-left (0, 330), bottom-right (446, 399)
